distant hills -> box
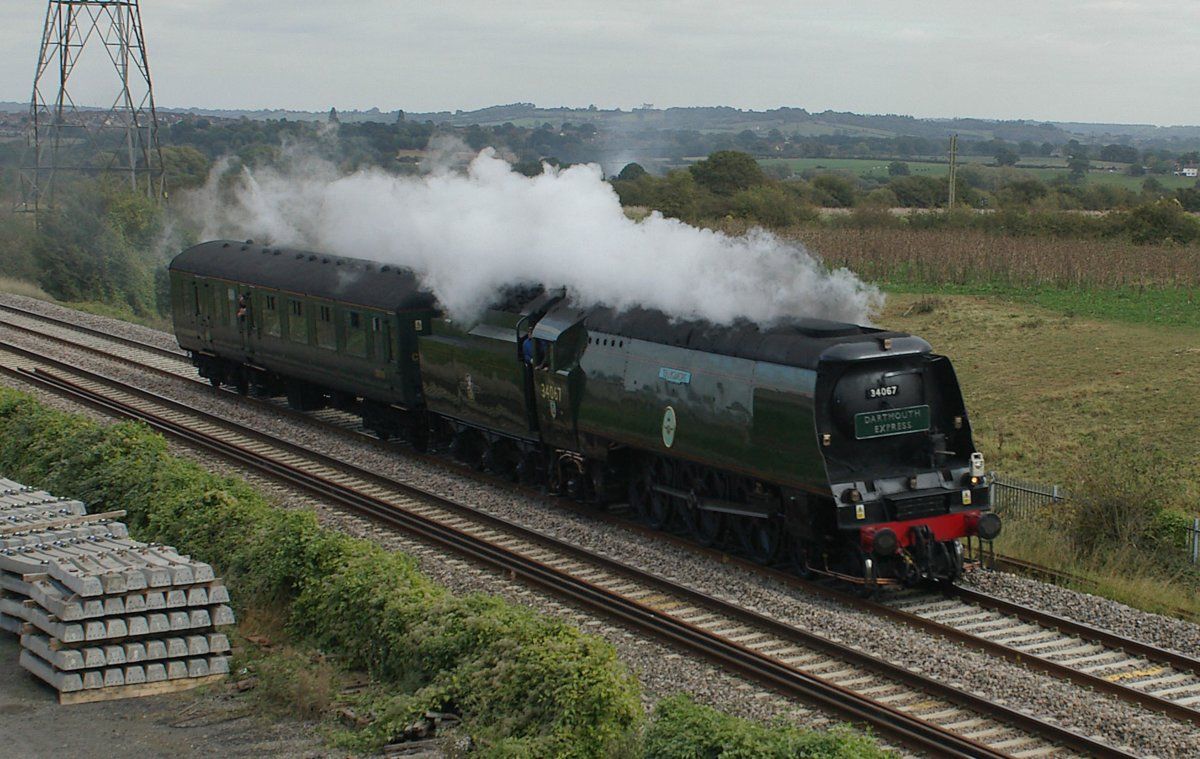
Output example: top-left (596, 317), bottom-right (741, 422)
top-left (3, 101), bottom-right (1198, 148)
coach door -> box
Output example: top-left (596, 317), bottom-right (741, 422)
top-left (193, 280), bottom-right (215, 348)
top-left (530, 310), bottom-right (586, 450)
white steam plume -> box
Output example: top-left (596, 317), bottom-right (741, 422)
top-left (187, 148), bottom-right (883, 325)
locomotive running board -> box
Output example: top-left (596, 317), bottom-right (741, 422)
top-left (649, 484), bottom-right (774, 518)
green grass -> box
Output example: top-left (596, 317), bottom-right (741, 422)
top-left (883, 281), bottom-right (1200, 328)
top-left (760, 157), bottom-right (1198, 191)
top-left (882, 290), bottom-right (1200, 618)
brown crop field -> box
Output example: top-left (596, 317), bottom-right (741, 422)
top-left (794, 227), bottom-right (1200, 289)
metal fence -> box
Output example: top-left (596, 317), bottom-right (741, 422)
top-left (991, 474), bottom-right (1200, 565)
top-left (989, 473), bottom-right (1064, 522)
top-left (1190, 518), bottom-right (1200, 565)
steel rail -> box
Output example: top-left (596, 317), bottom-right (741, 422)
top-left (0, 302), bottom-right (184, 361)
top-left (1, 307), bottom-right (1197, 732)
top-left (2, 305), bottom-right (1196, 736)
top-left (0, 348), bottom-right (1136, 758)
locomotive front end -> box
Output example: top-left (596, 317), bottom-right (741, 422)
top-left (815, 337), bottom-right (1000, 585)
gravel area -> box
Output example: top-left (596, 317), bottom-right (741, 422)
top-left (961, 569), bottom-right (1200, 660)
top-left (5, 296), bottom-right (1200, 756)
top-left (0, 347), bottom-right (843, 742)
top-left (0, 293), bottom-right (181, 354)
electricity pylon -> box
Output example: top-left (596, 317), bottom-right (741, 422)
top-left (18, 0), bottom-right (165, 215)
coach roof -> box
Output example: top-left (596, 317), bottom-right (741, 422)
top-left (170, 240), bottom-right (437, 312)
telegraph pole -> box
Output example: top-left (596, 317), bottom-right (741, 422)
top-left (947, 133), bottom-right (959, 210)
top-left (19, 0), bottom-right (165, 216)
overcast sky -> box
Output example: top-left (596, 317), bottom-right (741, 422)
top-left (2, 1), bottom-right (1197, 125)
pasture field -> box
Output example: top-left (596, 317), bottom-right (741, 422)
top-left (760, 156), bottom-right (1198, 190)
top-left (882, 292), bottom-right (1200, 615)
top-left (882, 293), bottom-right (1200, 498)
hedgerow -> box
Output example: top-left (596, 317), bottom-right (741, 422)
top-left (0, 388), bottom-right (638, 756)
top-left (0, 387), bottom-right (881, 757)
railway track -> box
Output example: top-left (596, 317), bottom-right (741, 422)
top-left (0, 338), bottom-right (1135, 758)
top-left (4, 301), bottom-right (1200, 753)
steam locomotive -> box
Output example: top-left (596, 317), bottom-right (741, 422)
top-left (169, 240), bottom-right (1000, 586)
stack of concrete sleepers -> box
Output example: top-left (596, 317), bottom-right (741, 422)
top-left (0, 477), bottom-right (235, 704)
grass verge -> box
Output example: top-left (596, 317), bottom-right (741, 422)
top-left (0, 387), bottom-right (883, 758)
top-left (883, 293), bottom-right (1200, 618)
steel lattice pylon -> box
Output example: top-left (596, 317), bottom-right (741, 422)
top-left (19, 0), bottom-right (165, 214)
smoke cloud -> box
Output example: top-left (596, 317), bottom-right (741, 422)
top-left (187, 148), bottom-right (883, 325)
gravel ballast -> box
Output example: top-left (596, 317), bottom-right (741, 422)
top-left (3, 294), bottom-right (1200, 756)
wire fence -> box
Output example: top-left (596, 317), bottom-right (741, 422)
top-left (991, 473), bottom-right (1200, 565)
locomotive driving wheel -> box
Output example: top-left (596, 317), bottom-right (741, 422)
top-left (679, 468), bottom-right (726, 547)
top-left (787, 533), bottom-right (815, 578)
top-left (735, 516), bottom-right (783, 564)
top-left (630, 457), bottom-right (674, 530)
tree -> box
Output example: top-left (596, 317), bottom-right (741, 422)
top-left (810, 173), bottom-right (859, 207)
top-left (998, 177), bottom-right (1048, 206)
top-left (994, 146), bottom-right (1020, 166)
top-left (1099, 144), bottom-right (1139, 163)
top-left (616, 162), bottom-right (647, 181)
top-left (688, 151), bottom-right (765, 196)
top-left (1120, 199), bottom-right (1200, 245)
top-left (160, 146), bottom-right (211, 192)
top-left (1066, 140), bottom-right (1090, 181)
top-left (887, 175), bottom-right (944, 208)
top-left (887, 161), bottom-right (910, 176)
top-left (1175, 187), bottom-right (1200, 212)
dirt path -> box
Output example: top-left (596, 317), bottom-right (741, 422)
top-left (0, 635), bottom-right (341, 758)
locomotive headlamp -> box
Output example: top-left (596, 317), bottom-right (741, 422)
top-left (841, 488), bottom-right (863, 504)
top-left (969, 452), bottom-right (986, 478)
top-left (907, 475), bottom-right (918, 490)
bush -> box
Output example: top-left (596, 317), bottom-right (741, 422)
top-left (0, 388), bottom-right (883, 757)
top-left (809, 174), bottom-right (858, 208)
top-left (643, 695), bottom-right (887, 759)
top-left (1113, 200), bottom-right (1200, 245)
top-left (688, 151), bottom-right (765, 196)
top-left (730, 184), bottom-right (816, 228)
top-left (0, 389), bottom-right (638, 756)
top-left (1065, 438), bottom-right (1180, 557)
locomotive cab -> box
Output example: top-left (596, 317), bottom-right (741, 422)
top-left (814, 338), bottom-right (999, 584)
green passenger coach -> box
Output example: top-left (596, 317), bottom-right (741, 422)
top-left (169, 240), bottom-right (1000, 588)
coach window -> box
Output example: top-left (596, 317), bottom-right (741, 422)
top-left (288, 299), bottom-right (308, 344)
top-left (261, 294), bottom-right (281, 338)
top-left (346, 310), bottom-right (367, 357)
top-left (316, 304), bottom-right (336, 350)
top-left (224, 287), bottom-right (236, 325)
